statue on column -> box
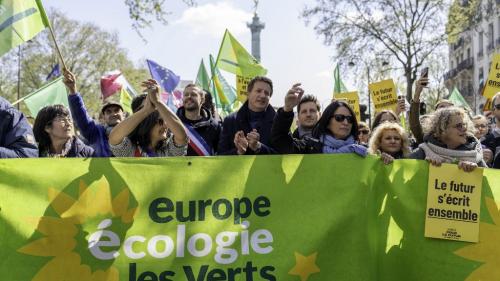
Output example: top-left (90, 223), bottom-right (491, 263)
top-left (253, 0), bottom-right (259, 14)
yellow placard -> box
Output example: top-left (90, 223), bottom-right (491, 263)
top-left (483, 53), bottom-right (500, 98)
top-left (368, 79), bottom-right (398, 113)
top-left (335, 91), bottom-right (361, 121)
top-left (236, 75), bottom-right (252, 102)
top-left (424, 164), bottom-right (483, 242)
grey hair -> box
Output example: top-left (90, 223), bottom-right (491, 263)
top-left (423, 107), bottom-right (475, 139)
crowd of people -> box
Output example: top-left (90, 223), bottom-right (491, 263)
top-left (1, 69), bottom-right (499, 171)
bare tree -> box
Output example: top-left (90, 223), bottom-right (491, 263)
top-left (302, 0), bottom-right (449, 102)
top-left (124, 0), bottom-right (196, 38)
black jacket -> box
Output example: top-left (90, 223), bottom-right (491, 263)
top-left (270, 108), bottom-right (322, 154)
top-left (481, 130), bottom-right (500, 159)
top-left (494, 152), bottom-right (500, 169)
top-left (176, 106), bottom-right (221, 156)
top-left (410, 135), bottom-right (486, 167)
top-left (218, 102), bottom-right (276, 155)
top-left (0, 97), bottom-right (38, 158)
top-left (40, 137), bottom-right (94, 158)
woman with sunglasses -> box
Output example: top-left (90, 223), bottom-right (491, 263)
top-left (410, 107), bottom-right (486, 171)
top-left (109, 79), bottom-right (188, 157)
top-left (357, 122), bottom-right (371, 146)
top-left (33, 104), bottom-right (94, 157)
top-left (271, 84), bottom-right (367, 156)
top-left (368, 122), bottom-right (410, 164)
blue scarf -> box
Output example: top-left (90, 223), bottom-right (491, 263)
top-left (321, 135), bottom-right (368, 157)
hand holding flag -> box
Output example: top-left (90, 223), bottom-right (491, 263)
top-left (62, 68), bottom-right (77, 94)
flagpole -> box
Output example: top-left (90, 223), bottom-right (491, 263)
top-left (47, 24), bottom-right (67, 70)
top-left (16, 46), bottom-right (22, 110)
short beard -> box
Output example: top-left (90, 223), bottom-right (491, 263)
top-left (184, 104), bottom-right (200, 112)
top-left (299, 123), bottom-right (315, 130)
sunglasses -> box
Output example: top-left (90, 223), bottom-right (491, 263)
top-left (333, 114), bottom-right (354, 124)
top-left (452, 122), bottom-right (467, 130)
top-left (494, 104), bottom-right (500, 110)
top-left (359, 129), bottom-right (370, 135)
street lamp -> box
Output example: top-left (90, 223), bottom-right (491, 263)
top-left (348, 60), bottom-right (389, 126)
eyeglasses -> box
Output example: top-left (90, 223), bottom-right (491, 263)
top-left (359, 129), bottom-right (370, 135)
top-left (53, 117), bottom-right (73, 124)
top-left (474, 124), bottom-right (487, 129)
top-left (452, 123), bottom-right (467, 130)
top-left (333, 114), bottom-right (354, 124)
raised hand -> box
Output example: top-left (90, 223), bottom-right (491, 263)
top-left (284, 83), bottom-right (304, 112)
top-left (413, 76), bottom-right (429, 102)
top-left (62, 68), bottom-right (77, 94)
top-left (141, 79), bottom-right (161, 106)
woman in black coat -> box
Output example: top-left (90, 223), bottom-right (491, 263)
top-left (271, 83), bottom-right (367, 157)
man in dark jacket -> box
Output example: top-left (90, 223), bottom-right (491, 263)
top-left (482, 92), bottom-right (500, 167)
top-left (64, 69), bottom-right (125, 157)
top-left (0, 97), bottom-right (38, 158)
top-left (177, 84), bottom-right (221, 156)
top-left (218, 76), bottom-right (276, 155)
top-left (293, 93), bottom-right (321, 139)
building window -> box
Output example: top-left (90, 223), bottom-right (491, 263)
top-left (497, 17), bottom-right (500, 46)
top-left (478, 32), bottom-right (484, 57)
top-left (488, 23), bottom-right (494, 52)
top-left (479, 67), bottom-right (484, 82)
top-left (467, 48), bottom-right (471, 58)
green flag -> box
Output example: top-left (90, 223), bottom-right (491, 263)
top-left (210, 54), bottom-right (238, 115)
top-left (23, 77), bottom-right (68, 116)
top-left (1, 155), bottom-right (500, 280)
top-left (448, 87), bottom-right (472, 111)
top-left (195, 59), bottom-right (210, 91)
top-left (333, 63), bottom-right (348, 94)
top-left (215, 29), bottom-right (267, 78)
top-left (0, 0), bottom-right (50, 57)
top-left (119, 88), bottom-right (132, 114)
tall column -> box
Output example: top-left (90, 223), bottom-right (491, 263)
top-left (247, 13), bottom-right (265, 62)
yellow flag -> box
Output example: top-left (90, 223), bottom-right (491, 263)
top-left (215, 29), bottom-right (267, 77)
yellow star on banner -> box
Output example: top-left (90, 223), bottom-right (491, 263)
top-left (288, 252), bottom-right (320, 281)
top-left (454, 197), bottom-right (500, 281)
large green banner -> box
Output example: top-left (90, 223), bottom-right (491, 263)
top-left (1, 155), bottom-right (499, 281)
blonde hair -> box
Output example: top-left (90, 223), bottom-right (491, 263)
top-left (472, 115), bottom-right (487, 122)
top-left (368, 122), bottom-right (410, 157)
top-left (423, 107), bottom-right (474, 139)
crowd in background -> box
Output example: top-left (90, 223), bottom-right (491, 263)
top-left (1, 68), bottom-right (499, 171)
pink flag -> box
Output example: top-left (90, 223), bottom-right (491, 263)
top-left (100, 72), bottom-right (123, 100)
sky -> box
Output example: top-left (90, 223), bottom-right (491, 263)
top-left (42, 0), bottom-right (345, 108)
